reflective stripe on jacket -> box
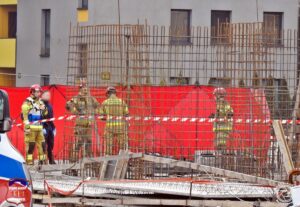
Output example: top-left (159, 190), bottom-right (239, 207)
top-left (21, 96), bottom-right (47, 130)
top-left (100, 94), bottom-right (129, 128)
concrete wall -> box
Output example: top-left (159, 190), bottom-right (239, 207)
top-left (16, 0), bottom-right (77, 86)
top-left (16, 0), bottom-right (298, 86)
top-left (90, 0), bottom-right (298, 29)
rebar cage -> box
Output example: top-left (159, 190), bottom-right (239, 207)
top-left (63, 22), bottom-right (299, 181)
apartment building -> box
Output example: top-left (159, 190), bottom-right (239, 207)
top-left (16, 0), bottom-right (298, 87)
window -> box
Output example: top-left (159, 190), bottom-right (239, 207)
top-left (263, 12), bottom-right (283, 46)
top-left (41, 9), bottom-right (51, 57)
top-left (78, 0), bottom-right (88, 9)
top-left (170, 77), bottom-right (190, 85)
top-left (208, 77), bottom-right (231, 87)
top-left (211, 10), bottom-right (231, 45)
top-left (40, 74), bottom-right (50, 86)
top-left (8, 12), bottom-right (17, 38)
top-left (170, 9), bottom-right (191, 45)
top-left (78, 43), bottom-right (88, 78)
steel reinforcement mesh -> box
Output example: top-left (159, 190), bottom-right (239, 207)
top-left (63, 22), bottom-right (299, 181)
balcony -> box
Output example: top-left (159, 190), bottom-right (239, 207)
top-left (0, 38), bottom-right (16, 68)
top-left (77, 9), bottom-right (89, 22)
top-left (0, 0), bottom-right (17, 5)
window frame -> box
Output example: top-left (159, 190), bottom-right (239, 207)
top-left (263, 12), bottom-right (283, 47)
top-left (211, 10), bottom-right (232, 45)
top-left (40, 9), bottom-right (51, 57)
top-left (170, 9), bottom-right (192, 45)
top-left (40, 74), bottom-right (50, 86)
top-left (78, 0), bottom-right (88, 10)
top-left (78, 43), bottom-right (88, 78)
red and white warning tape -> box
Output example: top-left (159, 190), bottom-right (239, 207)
top-left (13, 115), bottom-right (300, 127)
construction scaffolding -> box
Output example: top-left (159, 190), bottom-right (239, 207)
top-left (60, 22), bottom-right (300, 183)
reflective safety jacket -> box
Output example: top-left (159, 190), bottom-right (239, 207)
top-left (213, 100), bottom-right (233, 132)
top-left (21, 96), bottom-right (48, 131)
top-left (100, 94), bottom-right (129, 127)
top-left (65, 95), bottom-right (100, 126)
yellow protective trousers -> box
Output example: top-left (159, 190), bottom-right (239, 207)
top-left (104, 123), bottom-right (128, 155)
top-left (213, 122), bottom-right (233, 150)
top-left (69, 123), bottom-right (92, 162)
top-left (25, 126), bottom-right (46, 165)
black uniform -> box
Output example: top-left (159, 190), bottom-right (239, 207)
top-left (42, 101), bottom-right (56, 164)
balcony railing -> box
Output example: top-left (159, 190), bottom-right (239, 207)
top-left (0, 0), bottom-right (17, 5)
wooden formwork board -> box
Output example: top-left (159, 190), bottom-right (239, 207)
top-left (142, 154), bottom-right (287, 186)
top-left (34, 196), bottom-right (286, 207)
top-left (28, 152), bottom-right (142, 172)
top-left (273, 120), bottom-right (295, 173)
top-left (29, 153), bottom-right (286, 186)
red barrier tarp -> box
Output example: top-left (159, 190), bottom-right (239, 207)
top-left (1, 85), bottom-right (271, 160)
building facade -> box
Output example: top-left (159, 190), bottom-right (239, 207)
top-left (0, 0), bottom-right (17, 86)
top-left (16, 0), bottom-right (298, 87)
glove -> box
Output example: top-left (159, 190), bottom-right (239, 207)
top-left (53, 129), bottom-right (56, 137)
top-left (43, 129), bottom-right (47, 136)
top-left (24, 128), bottom-right (31, 135)
top-left (40, 104), bottom-right (46, 110)
top-left (24, 124), bottom-right (30, 135)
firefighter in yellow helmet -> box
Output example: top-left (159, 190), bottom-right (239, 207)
top-left (65, 82), bottom-right (100, 162)
top-left (211, 87), bottom-right (233, 152)
top-left (100, 87), bottom-right (129, 155)
top-left (21, 84), bottom-right (48, 165)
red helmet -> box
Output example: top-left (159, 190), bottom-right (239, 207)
top-left (213, 87), bottom-right (226, 96)
top-left (30, 84), bottom-right (42, 94)
top-left (106, 86), bottom-right (116, 94)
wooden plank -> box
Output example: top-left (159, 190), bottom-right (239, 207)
top-left (120, 158), bottom-right (129, 179)
top-left (99, 161), bottom-right (108, 180)
top-left (32, 194), bottom-right (50, 200)
top-left (273, 120), bottom-right (295, 173)
top-left (42, 197), bottom-right (121, 206)
top-left (28, 152), bottom-right (142, 172)
top-left (40, 197), bottom-right (286, 207)
top-left (104, 160), bottom-right (116, 179)
top-left (123, 198), bottom-right (286, 207)
top-left (287, 76), bottom-right (300, 150)
top-left (113, 150), bottom-right (128, 179)
top-left (142, 154), bottom-right (286, 186)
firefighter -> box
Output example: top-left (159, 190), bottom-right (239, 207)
top-left (211, 87), bottom-right (233, 152)
top-left (100, 87), bottom-right (129, 155)
top-left (65, 82), bottom-right (100, 162)
top-left (21, 84), bottom-right (48, 165)
top-left (41, 90), bottom-right (56, 164)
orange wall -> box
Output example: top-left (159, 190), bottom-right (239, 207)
top-left (0, 68), bottom-right (15, 86)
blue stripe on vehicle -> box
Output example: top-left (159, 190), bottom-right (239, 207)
top-left (0, 154), bottom-right (26, 180)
